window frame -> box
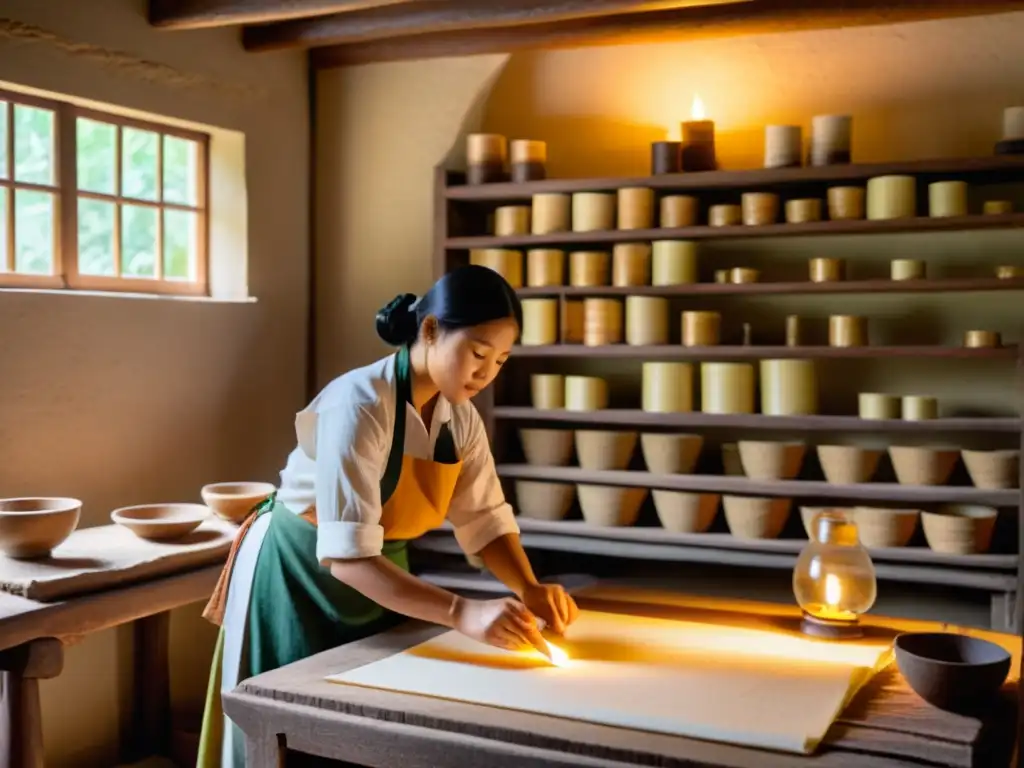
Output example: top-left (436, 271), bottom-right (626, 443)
top-left (0, 87), bottom-right (210, 296)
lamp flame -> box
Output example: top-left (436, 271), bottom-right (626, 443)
top-left (824, 574), bottom-right (842, 607)
top-left (691, 94), bottom-right (706, 121)
top-left (544, 641), bottom-right (569, 667)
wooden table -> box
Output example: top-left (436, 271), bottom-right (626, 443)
top-left (0, 563), bottom-right (223, 767)
top-left (223, 586), bottom-right (1021, 768)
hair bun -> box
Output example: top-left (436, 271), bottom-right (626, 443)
top-left (375, 293), bottom-right (419, 346)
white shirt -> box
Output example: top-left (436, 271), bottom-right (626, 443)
top-left (277, 353), bottom-right (520, 563)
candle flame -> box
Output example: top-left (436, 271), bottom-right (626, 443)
top-left (691, 94), bottom-right (706, 121)
top-left (544, 641), bottom-right (570, 667)
top-left (824, 574), bottom-right (842, 607)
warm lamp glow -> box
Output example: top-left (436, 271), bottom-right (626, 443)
top-left (691, 94), bottom-right (707, 121)
top-left (545, 641), bottom-right (570, 667)
top-left (824, 574), bottom-right (842, 607)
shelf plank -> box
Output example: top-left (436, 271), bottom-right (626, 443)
top-left (493, 407), bottom-right (1022, 433)
top-left (509, 344), bottom-right (1019, 360)
top-left (446, 156), bottom-right (1024, 202)
top-left (517, 277), bottom-right (1024, 298)
top-left (496, 464), bottom-right (1019, 506)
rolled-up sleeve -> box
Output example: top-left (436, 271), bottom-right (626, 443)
top-left (314, 401), bottom-right (388, 563)
top-left (447, 408), bottom-right (520, 554)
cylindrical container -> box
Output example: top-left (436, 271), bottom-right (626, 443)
top-left (996, 265), bottom-right (1024, 279)
top-left (617, 187), bottom-right (654, 230)
top-left (741, 193), bottom-right (779, 225)
top-left (681, 119), bottom-right (716, 171)
top-left (466, 133), bottom-right (507, 184)
top-left (612, 243), bottom-right (651, 286)
top-left (902, 395), bottom-right (938, 421)
top-left (785, 315), bottom-right (803, 347)
top-left (565, 376), bottom-right (608, 411)
top-left (571, 192), bottom-right (615, 232)
top-left (731, 267), bottom-right (760, 284)
top-left (709, 204), bottom-right (741, 227)
top-left (681, 310), bottom-right (721, 346)
top-left (651, 240), bottom-right (698, 285)
top-left (520, 299), bottom-right (559, 346)
top-left (809, 257), bottom-right (845, 282)
top-left (569, 251), bottom-right (609, 286)
top-left (660, 195), bottom-right (698, 227)
top-left (526, 249), bottom-right (564, 286)
top-left (964, 330), bottom-right (1002, 348)
top-left (531, 193), bottom-right (571, 234)
top-left (827, 186), bottom-right (865, 220)
top-left (583, 298), bottom-right (623, 346)
top-left (764, 125), bottom-right (802, 168)
top-left (984, 200), bottom-right (1013, 215)
top-left (891, 259), bottom-right (926, 281)
top-left (701, 363), bottom-right (755, 414)
top-left (760, 360), bottom-right (818, 415)
top-left (867, 175), bottom-right (917, 220)
top-left (531, 374), bottom-right (564, 409)
top-left (510, 139), bottom-right (546, 183)
top-left (562, 300), bottom-right (584, 344)
top-left (714, 269), bottom-right (730, 284)
top-left (494, 205), bottom-right (531, 236)
top-left (642, 362), bottom-right (693, 412)
top-left (469, 249), bottom-right (522, 288)
top-left (828, 315), bottom-right (868, 347)
top-left (859, 393), bottom-right (900, 420)
top-left (626, 296), bottom-right (669, 345)
top-left (651, 141), bottom-right (681, 175)
top-left (928, 181), bottom-right (968, 218)
top-left (809, 115), bottom-right (852, 166)
top-left (785, 199), bottom-right (822, 223)
top-left (1003, 106), bottom-right (1024, 140)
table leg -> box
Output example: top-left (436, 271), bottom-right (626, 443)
top-left (245, 732), bottom-right (285, 768)
top-left (125, 611), bottom-right (171, 760)
top-left (0, 639), bottom-right (64, 768)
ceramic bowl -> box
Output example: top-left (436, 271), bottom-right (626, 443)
top-left (722, 496), bottom-right (792, 539)
top-left (575, 430), bottom-right (637, 471)
top-left (921, 504), bottom-right (997, 555)
top-left (577, 484), bottom-right (647, 527)
top-left (721, 443), bottom-right (744, 476)
top-left (961, 449), bottom-right (1019, 490)
top-left (800, 506), bottom-right (852, 539)
top-left (895, 632), bottom-right (1011, 712)
top-left (851, 506), bottom-right (920, 548)
top-left (652, 492), bottom-right (719, 533)
top-left (519, 429), bottom-right (575, 466)
top-left (0, 497), bottom-right (82, 559)
top-left (514, 481), bottom-right (575, 521)
top-left (111, 503), bottom-right (210, 541)
top-left (888, 446), bottom-right (959, 486)
top-left (817, 445), bottom-right (883, 485)
top-left (201, 482), bottom-right (277, 524)
top-left (640, 433), bottom-right (703, 474)
top-left (737, 440), bottom-right (805, 480)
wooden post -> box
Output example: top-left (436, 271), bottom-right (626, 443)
top-left (125, 612), bottom-right (172, 760)
top-left (0, 639), bottom-right (64, 768)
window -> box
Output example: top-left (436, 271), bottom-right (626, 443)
top-left (0, 89), bottom-right (209, 295)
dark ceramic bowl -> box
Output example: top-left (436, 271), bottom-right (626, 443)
top-left (894, 632), bottom-right (1011, 712)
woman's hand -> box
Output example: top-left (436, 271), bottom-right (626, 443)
top-left (450, 596), bottom-right (548, 654)
top-left (520, 583), bottom-right (579, 635)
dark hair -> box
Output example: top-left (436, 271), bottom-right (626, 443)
top-left (376, 265), bottom-right (523, 347)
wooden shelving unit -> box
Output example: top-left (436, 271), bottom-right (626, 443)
top-left (429, 155), bottom-right (1024, 636)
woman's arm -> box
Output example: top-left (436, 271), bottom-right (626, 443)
top-left (330, 557), bottom-right (459, 627)
top-left (477, 533), bottom-right (539, 598)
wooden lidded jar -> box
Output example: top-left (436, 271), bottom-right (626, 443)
top-left (642, 362), bottom-right (694, 413)
top-left (700, 363), bottom-right (755, 414)
top-left (531, 374), bottom-right (565, 409)
top-left (859, 393), bottom-right (900, 420)
top-left (828, 315), bottom-right (868, 347)
top-left (531, 193), bottom-right (571, 234)
top-left (612, 243), bottom-right (651, 286)
top-left (526, 249), bottom-right (564, 286)
top-left (617, 187), bottom-right (655, 230)
top-left (626, 296), bottom-right (669, 345)
top-left (660, 195), bottom-right (698, 227)
top-left (510, 140), bottom-right (547, 183)
top-left (493, 206), bottom-right (531, 236)
top-left (562, 299), bottom-right (584, 344)
top-left (520, 299), bottom-right (559, 346)
top-left (569, 250), bottom-right (610, 286)
top-left (866, 175), bottom-right (916, 220)
top-left (469, 249), bottom-right (523, 288)
top-left (465, 133), bottom-right (507, 185)
top-left (565, 376), bottom-right (608, 411)
top-left (760, 360), bottom-right (818, 415)
top-left (651, 240), bottom-right (697, 285)
top-left (572, 193), bottom-right (616, 232)
top-left (584, 298), bottom-right (624, 346)
top-left (681, 311), bottom-right (720, 347)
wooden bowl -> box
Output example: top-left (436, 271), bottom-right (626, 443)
top-left (575, 430), bottom-right (637, 471)
top-left (888, 447), bottom-right (959, 486)
top-left (577, 485), bottom-right (647, 527)
top-left (851, 507), bottom-right (920, 548)
top-left (111, 503), bottom-right (210, 541)
top-left (519, 429), bottom-right (574, 466)
top-left (722, 496), bottom-right (792, 539)
top-left (652, 492), bottom-right (719, 533)
top-left (800, 506), bottom-right (853, 539)
top-left (201, 482), bottom-right (277, 524)
top-left (737, 440), bottom-right (805, 480)
top-left (0, 497), bottom-right (82, 559)
top-left (514, 481), bottom-right (575, 521)
top-left (895, 632), bottom-right (1011, 712)
top-left (921, 505), bottom-right (997, 555)
top-left (640, 433), bottom-right (703, 474)
top-left (817, 445), bottom-right (883, 485)
top-left (961, 449), bottom-right (1019, 490)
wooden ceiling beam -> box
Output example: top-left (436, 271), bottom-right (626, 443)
top-left (309, 0), bottom-right (1024, 68)
top-left (148, 0), bottom-right (419, 30)
top-left (243, 0), bottom-right (748, 52)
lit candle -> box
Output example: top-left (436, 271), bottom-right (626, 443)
top-left (680, 95), bottom-right (717, 172)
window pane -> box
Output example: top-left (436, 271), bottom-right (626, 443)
top-left (77, 118), bottom-right (117, 195)
top-left (0, 103), bottom-right (7, 179)
top-left (0, 188), bottom-right (7, 270)
top-left (122, 127), bottom-right (158, 201)
top-left (78, 198), bottom-right (116, 276)
top-left (14, 189), bottom-right (54, 274)
top-left (163, 135), bottom-right (198, 206)
top-left (122, 204), bottom-right (157, 278)
top-left (164, 209), bottom-right (197, 280)
top-left (13, 105), bottom-right (54, 185)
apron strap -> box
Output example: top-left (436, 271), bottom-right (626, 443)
top-left (380, 345), bottom-right (412, 506)
top-left (433, 423), bottom-right (459, 465)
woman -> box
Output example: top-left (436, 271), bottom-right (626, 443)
top-left (197, 265), bottom-right (579, 767)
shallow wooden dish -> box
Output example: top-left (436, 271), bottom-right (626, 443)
top-left (640, 433), bottom-right (703, 474)
top-left (961, 449), bottom-right (1019, 490)
top-left (577, 484), bottom-right (647, 527)
top-left (817, 445), bottom-right (883, 485)
top-left (722, 496), bottom-right (792, 539)
top-left (851, 506), bottom-right (920, 548)
top-left (514, 481), bottom-right (575, 521)
top-left (111, 503), bottom-right (210, 541)
top-left (737, 440), bottom-right (805, 480)
top-left (652, 491), bottom-right (719, 533)
top-left (519, 429), bottom-right (574, 466)
top-left (201, 481), bottom-right (277, 524)
top-left (0, 497), bottom-right (82, 559)
top-left (921, 504), bottom-right (997, 555)
top-left (895, 632), bottom-right (1010, 713)
top-left (888, 446), bottom-right (959, 486)
top-left (575, 430), bottom-right (637, 471)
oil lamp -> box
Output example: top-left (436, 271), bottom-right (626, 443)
top-left (793, 509), bottom-right (877, 639)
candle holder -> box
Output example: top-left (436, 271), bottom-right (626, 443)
top-left (793, 510), bottom-right (877, 639)
top-left (651, 141), bottom-right (681, 175)
top-left (996, 106), bottom-right (1024, 155)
